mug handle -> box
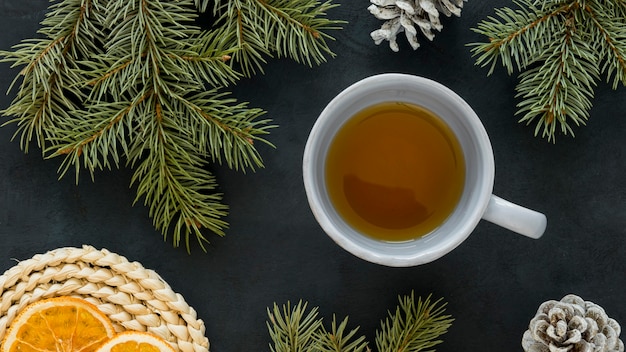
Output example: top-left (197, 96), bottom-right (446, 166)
top-left (482, 195), bottom-right (547, 239)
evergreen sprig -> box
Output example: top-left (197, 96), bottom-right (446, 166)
top-left (469, 0), bottom-right (626, 142)
top-left (0, 0), bottom-right (343, 251)
top-left (266, 292), bottom-right (453, 352)
top-left (267, 300), bottom-right (325, 352)
top-left (315, 315), bottom-right (370, 352)
top-left (1, 0), bottom-right (105, 153)
top-left (375, 293), bottom-right (454, 352)
top-left (208, 0), bottom-right (344, 76)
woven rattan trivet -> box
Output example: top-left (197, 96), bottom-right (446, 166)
top-left (0, 245), bottom-right (209, 352)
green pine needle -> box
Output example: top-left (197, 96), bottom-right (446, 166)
top-left (267, 292), bottom-right (453, 352)
top-left (210, 0), bottom-right (346, 76)
top-left (375, 293), bottom-right (453, 352)
top-left (0, 0), bottom-right (343, 252)
top-left (314, 315), bottom-right (369, 352)
top-left (267, 300), bottom-right (324, 352)
top-left (469, 0), bottom-right (626, 142)
top-left (0, 0), bottom-right (104, 153)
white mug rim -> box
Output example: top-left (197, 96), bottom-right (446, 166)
top-left (303, 73), bottom-right (495, 266)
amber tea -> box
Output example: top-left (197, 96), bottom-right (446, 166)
top-left (325, 101), bottom-right (465, 242)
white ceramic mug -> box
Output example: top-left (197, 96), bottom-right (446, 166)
top-left (302, 73), bottom-right (547, 267)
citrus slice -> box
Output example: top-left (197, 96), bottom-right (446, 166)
top-left (1, 296), bottom-right (115, 352)
top-left (94, 331), bottom-right (176, 352)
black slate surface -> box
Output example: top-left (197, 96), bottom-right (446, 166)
top-left (0, 1), bottom-right (624, 351)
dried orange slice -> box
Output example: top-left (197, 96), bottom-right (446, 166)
top-left (94, 331), bottom-right (176, 352)
top-left (1, 296), bottom-right (115, 352)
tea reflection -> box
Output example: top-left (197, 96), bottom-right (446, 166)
top-left (343, 174), bottom-right (431, 230)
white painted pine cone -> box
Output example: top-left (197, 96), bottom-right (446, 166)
top-left (369, 0), bottom-right (465, 51)
top-left (522, 294), bottom-right (624, 352)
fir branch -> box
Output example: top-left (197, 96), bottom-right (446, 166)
top-left (585, 0), bottom-right (626, 89)
top-left (172, 90), bottom-right (274, 171)
top-left (2, 79), bottom-right (75, 153)
top-left (470, 0), bottom-right (626, 142)
top-left (181, 27), bottom-right (242, 88)
top-left (129, 121), bottom-right (229, 250)
top-left (515, 16), bottom-right (599, 140)
top-left (1, 0), bottom-right (342, 251)
top-left (211, 0), bottom-right (345, 76)
top-left (56, 0), bottom-right (274, 249)
top-left (267, 300), bottom-right (324, 352)
top-left (213, 0), bottom-right (274, 76)
top-left (314, 315), bottom-right (369, 352)
top-left (267, 293), bottom-right (452, 352)
top-left (49, 93), bottom-right (140, 181)
top-left (470, 1), bottom-right (573, 75)
top-left (0, 0), bottom-right (104, 152)
top-left (253, 0), bottom-right (344, 66)
top-left (375, 293), bottom-right (453, 352)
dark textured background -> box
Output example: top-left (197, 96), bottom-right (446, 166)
top-left (0, 1), bottom-right (624, 351)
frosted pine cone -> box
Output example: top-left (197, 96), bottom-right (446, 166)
top-left (368, 0), bottom-right (465, 52)
top-left (522, 294), bottom-right (624, 352)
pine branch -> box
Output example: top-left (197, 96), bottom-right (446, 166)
top-left (1, 0), bottom-right (342, 251)
top-left (267, 300), bottom-right (324, 352)
top-left (253, 0), bottom-right (344, 66)
top-left (182, 27), bottom-right (242, 88)
top-left (470, 0), bottom-right (626, 142)
top-left (267, 293), bottom-right (452, 352)
top-left (52, 0), bottom-right (275, 249)
top-left (212, 0), bottom-right (273, 76)
top-left (515, 14), bottom-right (599, 141)
top-left (585, 0), bottom-right (626, 89)
top-left (48, 92), bottom-right (139, 181)
top-left (172, 90), bottom-right (274, 171)
top-left (313, 315), bottom-right (369, 352)
top-left (0, 0), bottom-right (104, 152)
top-left (129, 116), bottom-right (229, 250)
top-left (375, 293), bottom-right (453, 352)
top-left (211, 0), bottom-right (344, 76)
top-left (469, 0), bottom-right (572, 75)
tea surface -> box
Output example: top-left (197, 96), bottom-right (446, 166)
top-left (325, 101), bottom-right (465, 242)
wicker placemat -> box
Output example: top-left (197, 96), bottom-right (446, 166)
top-left (0, 245), bottom-right (209, 352)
